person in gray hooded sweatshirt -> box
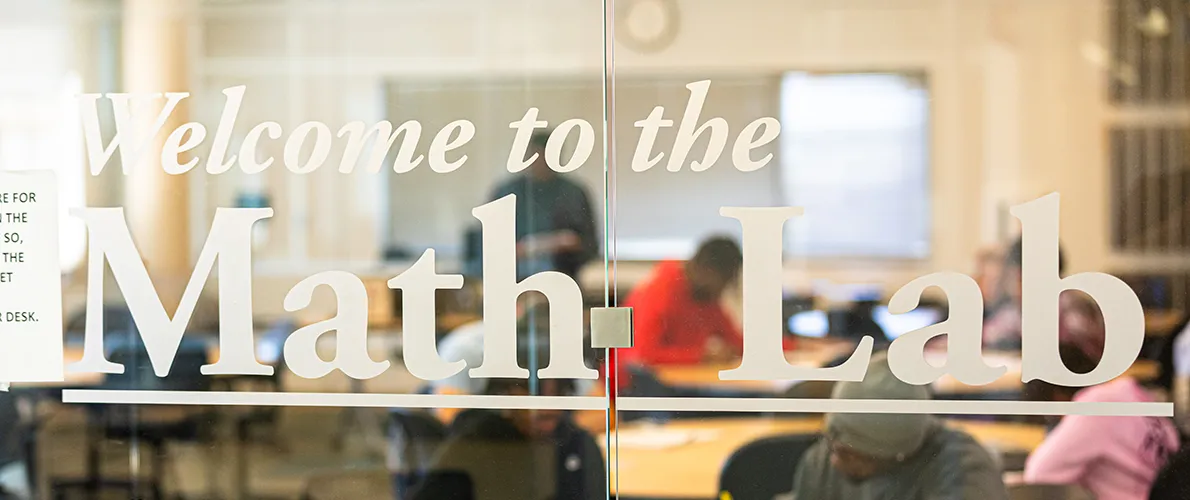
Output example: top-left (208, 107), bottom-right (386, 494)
top-left (791, 353), bottom-right (1008, 500)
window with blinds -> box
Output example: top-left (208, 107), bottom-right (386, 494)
top-left (779, 72), bottom-right (931, 259)
top-left (1110, 127), bottom-right (1190, 252)
top-left (1108, 1), bottom-right (1190, 312)
top-left (1110, 0), bottom-right (1190, 104)
top-left (1109, 0), bottom-right (1190, 256)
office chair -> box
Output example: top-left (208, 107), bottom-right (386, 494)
top-left (615, 365), bottom-right (677, 422)
top-left (218, 318), bottom-right (295, 500)
top-left (998, 450), bottom-right (1030, 472)
top-left (229, 318), bottom-right (292, 445)
top-left (1006, 484), bottom-right (1095, 500)
top-left (51, 335), bottom-right (215, 500)
top-left (622, 365), bottom-right (674, 398)
top-left (402, 470), bottom-right (475, 500)
top-left (388, 410), bottom-right (449, 498)
top-left (718, 434), bottom-right (819, 500)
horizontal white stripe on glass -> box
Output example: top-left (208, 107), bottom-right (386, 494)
top-left (619, 397), bottom-right (1173, 417)
top-left (63, 390), bottom-right (605, 410)
top-left (62, 391), bottom-right (1172, 417)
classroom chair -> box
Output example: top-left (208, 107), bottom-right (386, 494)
top-left (227, 318), bottom-right (293, 448)
top-left (1153, 312), bottom-right (1189, 392)
top-left (997, 450), bottom-right (1030, 472)
top-left (402, 470), bottom-right (475, 500)
top-left (1006, 484), bottom-right (1095, 500)
top-left (223, 320), bottom-right (293, 500)
top-left (51, 334), bottom-right (216, 500)
top-left (387, 410), bottom-right (448, 498)
top-left (718, 434), bottom-right (819, 500)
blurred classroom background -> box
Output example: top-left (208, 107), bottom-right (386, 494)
top-left (3, 0), bottom-right (1190, 499)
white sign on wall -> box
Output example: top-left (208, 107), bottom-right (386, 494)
top-left (0, 170), bottom-right (64, 385)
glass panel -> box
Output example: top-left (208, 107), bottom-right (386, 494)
top-left (609, 1), bottom-right (1186, 500)
top-left (1, 1), bottom-right (613, 499)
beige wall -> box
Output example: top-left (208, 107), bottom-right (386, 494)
top-left (162, 0), bottom-right (1109, 317)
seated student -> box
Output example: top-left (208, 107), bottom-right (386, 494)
top-left (411, 377), bottom-right (604, 500)
top-left (982, 238), bottom-right (1103, 357)
top-left (620, 236), bottom-right (747, 367)
top-left (1024, 345), bottom-right (1179, 500)
top-left (791, 353), bottom-right (1007, 500)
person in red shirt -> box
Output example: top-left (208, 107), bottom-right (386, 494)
top-left (620, 237), bottom-right (746, 366)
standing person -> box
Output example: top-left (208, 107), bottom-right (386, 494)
top-left (1024, 345), bottom-right (1179, 500)
top-left (619, 236), bottom-right (747, 367)
top-left (489, 130), bottom-right (598, 281)
top-left (791, 353), bottom-right (1007, 500)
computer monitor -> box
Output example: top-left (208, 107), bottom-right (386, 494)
top-left (256, 319), bottom-right (294, 365)
top-left (787, 310), bottom-right (830, 338)
top-left (870, 305), bottom-right (943, 340)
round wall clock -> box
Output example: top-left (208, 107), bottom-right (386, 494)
top-left (616, 0), bottom-right (680, 54)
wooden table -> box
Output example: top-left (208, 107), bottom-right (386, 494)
top-left (602, 417), bottom-right (1046, 499)
top-left (653, 340), bottom-right (857, 393)
top-left (655, 346), bottom-right (1161, 396)
top-left (1146, 310), bottom-right (1185, 337)
top-left (10, 370), bottom-right (104, 390)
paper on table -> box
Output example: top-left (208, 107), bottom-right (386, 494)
top-left (615, 427), bottom-right (720, 449)
top-left (923, 350), bottom-right (1021, 371)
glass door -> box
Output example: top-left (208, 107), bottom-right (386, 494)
top-left (605, 1), bottom-right (1184, 500)
top-left (1, 1), bottom-right (618, 499)
top-left (4, 1), bottom-right (1189, 500)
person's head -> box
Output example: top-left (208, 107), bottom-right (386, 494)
top-left (685, 236), bottom-right (743, 302)
top-left (1059, 291), bottom-right (1106, 358)
top-left (485, 377), bottom-right (575, 439)
top-left (1023, 343), bottom-right (1099, 405)
top-left (974, 246), bottom-right (1004, 304)
top-left (526, 130), bottom-right (555, 181)
top-left (999, 236), bottom-right (1067, 305)
top-left (823, 352), bottom-right (933, 482)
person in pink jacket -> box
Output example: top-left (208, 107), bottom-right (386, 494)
top-left (1024, 345), bottom-right (1179, 500)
